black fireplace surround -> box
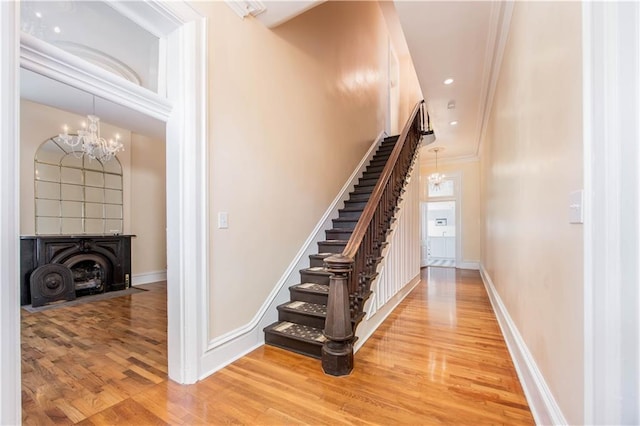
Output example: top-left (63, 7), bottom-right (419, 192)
top-left (20, 235), bottom-right (133, 306)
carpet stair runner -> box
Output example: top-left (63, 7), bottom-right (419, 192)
top-left (263, 135), bottom-right (399, 358)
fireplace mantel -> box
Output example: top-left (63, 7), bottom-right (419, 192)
top-left (20, 234), bottom-right (134, 305)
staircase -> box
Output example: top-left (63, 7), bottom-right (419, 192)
top-left (263, 135), bottom-right (399, 358)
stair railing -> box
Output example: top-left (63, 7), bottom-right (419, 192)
top-left (322, 100), bottom-right (427, 376)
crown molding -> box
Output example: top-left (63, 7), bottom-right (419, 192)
top-left (225, 1), bottom-right (266, 19)
top-left (475, 1), bottom-right (514, 157)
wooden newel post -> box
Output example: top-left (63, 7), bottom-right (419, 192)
top-left (322, 254), bottom-right (354, 376)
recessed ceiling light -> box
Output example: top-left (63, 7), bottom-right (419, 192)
top-left (447, 100), bottom-right (456, 109)
top-left (35, 12), bottom-right (42, 18)
top-left (53, 26), bottom-right (61, 34)
top-left (444, 78), bottom-right (454, 85)
top-left (450, 121), bottom-right (458, 126)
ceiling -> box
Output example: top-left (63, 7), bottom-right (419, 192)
top-left (394, 1), bottom-right (505, 162)
top-left (256, 0), bottom-right (507, 162)
top-left (18, 1), bottom-right (507, 154)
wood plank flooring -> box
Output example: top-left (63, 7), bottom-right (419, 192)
top-left (22, 268), bottom-right (534, 425)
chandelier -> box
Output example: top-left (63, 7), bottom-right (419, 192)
top-left (57, 100), bottom-right (123, 162)
top-left (428, 147), bottom-right (445, 189)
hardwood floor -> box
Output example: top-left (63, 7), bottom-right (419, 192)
top-left (21, 269), bottom-right (534, 425)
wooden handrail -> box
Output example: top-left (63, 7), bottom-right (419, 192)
top-left (322, 100), bottom-right (426, 376)
top-left (342, 100), bottom-right (423, 259)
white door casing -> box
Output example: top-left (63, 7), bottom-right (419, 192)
top-left (0, 2), bottom-right (21, 424)
top-left (1, 2), bottom-right (208, 422)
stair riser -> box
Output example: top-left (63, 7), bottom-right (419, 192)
top-left (376, 148), bottom-right (394, 156)
top-left (366, 165), bottom-right (384, 173)
top-left (332, 219), bottom-right (357, 230)
top-left (290, 289), bottom-right (328, 305)
top-left (362, 172), bottom-right (381, 180)
top-left (278, 310), bottom-right (326, 329)
top-left (358, 178), bottom-right (378, 187)
top-left (345, 200), bottom-right (368, 209)
top-left (318, 242), bottom-right (347, 253)
top-left (348, 193), bottom-right (370, 202)
top-left (264, 333), bottom-right (322, 359)
top-left (325, 229), bottom-right (353, 240)
top-left (300, 271), bottom-right (330, 285)
top-left (309, 257), bottom-right (325, 267)
top-left (370, 159), bottom-right (388, 167)
top-left (353, 185), bottom-right (374, 193)
top-left (338, 210), bottom-right (362, 219)
top-left (372, 154), bottom-right (391, 163)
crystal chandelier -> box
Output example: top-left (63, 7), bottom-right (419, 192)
top-left (57, 99), bottom-right (123, 162)
top-left (428, 147), bottom-right (445, 189)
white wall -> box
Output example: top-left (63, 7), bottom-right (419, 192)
top-left (480, 2), bottom-right (583, 423)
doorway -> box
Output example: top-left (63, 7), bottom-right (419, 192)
top-left (420, 175), bottom-right (460, 268)
top-left (1, 3), bottom-right (207, 422)
top-left (421, 200), bottom-right (456, 267)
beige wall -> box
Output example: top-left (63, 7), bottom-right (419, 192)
top-left (196, 1), bottom-right (421, 339)
top-left (399, 55), bottom-right (423, 129)
top-left (480, 2), bottom-right (583, 423)
top-left (420, 158), bottom-right (481, 264)
top-left (20, 100), bottom-right (167, 278)
top-left (130, 134), bottom-right (166, 276)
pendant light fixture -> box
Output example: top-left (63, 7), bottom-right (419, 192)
top-left (428, 147), bottom-right (445, 189)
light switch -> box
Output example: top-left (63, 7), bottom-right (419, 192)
top-left (218, 212), bottom-right (228, 229)
top-left (569, 190), bottom-right (583, 224)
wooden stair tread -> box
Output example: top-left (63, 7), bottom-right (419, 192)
top-left (320, 240), bottom-right (348, 245)
top-left (264, 321), bottom-right (326, 343)
top-left (291, 282), bottom-right (329, 293)
top-left (265, 133), bottom-right (409, 360)
top-left (278, 300), bottom-right (327, 317)
top-left (300, 266), bottom-right (331, 276)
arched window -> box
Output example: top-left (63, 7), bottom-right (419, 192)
top-left (34, 137), bottom-right (123, 235)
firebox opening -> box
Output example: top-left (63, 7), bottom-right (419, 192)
top-left (69, 259), bottom-right (105, 296)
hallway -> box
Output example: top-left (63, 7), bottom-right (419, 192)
top-left (22, 269), bottom-right (533, 424)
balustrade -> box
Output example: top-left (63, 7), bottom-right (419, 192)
top-left (322, 100), bottom-right (429, 375)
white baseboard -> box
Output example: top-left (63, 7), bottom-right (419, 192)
top-left (457, 261), bottom-right (479, 270)
top-left (479, 265), bottom-right (567, 426)
top-left (132, 270), bottom-right (167, 286)
top-left (198, 130), bottom-right (387, 380)
top-left (354, 274), bottom-right (421, 353)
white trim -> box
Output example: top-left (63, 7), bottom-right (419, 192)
top-left (20, 33), bottom-right (172, 122)
top-left (164, 10), bottom-right (209, 385)
top-left (480, 265), bottom-right (567, 426)
top-left (132, 270), bottom-right (167, 286)
top-left (457, 261), bottom-right (479, 270)
top-left (105, 2), bottom-right (182, 38)
top-left (476, 1), bottom-right (514, 157)
top-left (198, 131), bottom-right (386, 379)
top-left (52, 41), bottom-right (142, 86)
top-left (14, 1), bottom-right (209, 388)
top-left (0, 2), bottom-right (21, 423)
top-left (582, 2), bottom-right (640, 424)
top-left (224, 1), bottom-right (266, 19)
